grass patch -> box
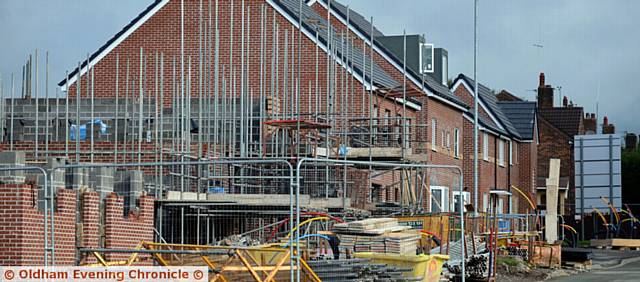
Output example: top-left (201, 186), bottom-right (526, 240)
top-left (497, 256), bottom-right (521, 267)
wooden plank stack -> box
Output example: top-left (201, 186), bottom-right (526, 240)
top-left (333, 218), bottom-right (419, 255)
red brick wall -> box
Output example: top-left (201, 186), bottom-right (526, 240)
top-left (0, 183), bottom-right (76, 265)
top-left (516, 141), bottom-right (537, 213)
top-left (537, 116), bottom-right (574, 215)
top-left (80, 192), bottom-right (100, 264)
top-left (43, 0), bottom-right (423, 167)
top-left (310, 1), bottom-right (467, 166)
top-left (452, 83), bottom-right (499, 128)
top-left (104, 193), bottom-right (155, 262)
top-left (452, 80), bottom-right (537, 214)
top-left (64, 0), bottom-right (414, 119)
top-left (0, 183), bottom-right (155, 266)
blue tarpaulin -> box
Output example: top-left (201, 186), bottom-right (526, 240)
top-left (69, 124), bottom-right (87, 141)
top-left (69, 119), bottom-right (109, 140)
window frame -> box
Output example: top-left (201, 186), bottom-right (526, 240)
top-left (452, 191), bottom-right (471, 213)
top-left (418, 42), bottom-right (434, 74)
top-left (483, 193), bottom-right (489, 212)
top-left (509, 141), bottom-right (513, 165)
top-left (483, 132), bottom-right (489, 161)
top-left (454, 128), bottom-right (460, 158)
top-left (431, 118), bottom-right (437, 151)
top-left (429, 185), bottom-right (449, 213)
top-left (498, 139), bottom-right (505, 167)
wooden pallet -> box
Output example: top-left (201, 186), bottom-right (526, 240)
top-left (590, 239), bottom-right (640, 249)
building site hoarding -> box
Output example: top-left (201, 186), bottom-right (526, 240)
top-left (574, 134), bottom-right (622, 213)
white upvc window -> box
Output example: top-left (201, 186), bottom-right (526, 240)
top-left (454, 128), bottom-right (460, 158)
top-left (430, 186), bottom-right (449, 213)
top-left (419, 42), bottom-right (434, 74)
top-left (483, 132), bottom-right (489, 161)
top-left (431, 119), bottom-right (437, 151)
top-left (483, 193), bottom-right (489, 212)
top-left (498, 139), bottom-right (505, 166)
top-left (452, 191), bottom-right (471, 213)
top-left (497, 198), bottom-right (505, 214)
top-left (509, 141), bottom-right (513, 165)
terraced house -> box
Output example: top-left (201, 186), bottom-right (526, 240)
top-left (451, 74), bottom-right (538, 214)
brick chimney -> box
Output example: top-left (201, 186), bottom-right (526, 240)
top-left (602, 116), bottom-right (616, 134)
top-left (537, 72), bottom-right (554, 108)
top-left (583, 113), bottom-right (597, 134)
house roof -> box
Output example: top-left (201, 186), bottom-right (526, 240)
top-left (496, 90), bottom-right (523, 102)
top-left (316, 0), bottom-right (468, 110)
top-left (453, 74), bottom-right (522, 140)
top-left (278, 0), bottom-right (399, 89)
top-left (538, 107), bottom-right (584, 136)
top-left (464, 112), bottom-right (509, 137)
top-left (326, 0), bottom-right (384, 37)
top-left (60, 0), bottom-right (422, 106)
top-left (497, 101), bottom-right (537, 140)
top-left (59, 0), bottom-right (165, 86)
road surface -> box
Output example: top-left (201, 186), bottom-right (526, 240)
top-left (549, 258), bottom-right (640, 282)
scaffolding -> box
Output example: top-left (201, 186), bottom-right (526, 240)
top-left (0, 0), bottom-right (474, 279)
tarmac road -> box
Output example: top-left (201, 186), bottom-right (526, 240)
top-left (548, 256), bottom-right (640, 282)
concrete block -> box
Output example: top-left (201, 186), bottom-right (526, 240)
top-left (67, 167), bottom-right (89, 190)
top-left (0, 151), bottom-right (26, 183)
top-left (90, 167), bottom-right (114, 195)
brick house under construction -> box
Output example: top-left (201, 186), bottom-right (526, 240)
top-left (49, 0), bottom-right (475, 214)
top-left (0, 0), bottom-right (541, 263)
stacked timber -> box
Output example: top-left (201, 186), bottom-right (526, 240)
top-left (333, 218), bottom-right (419, 255)
top-left (384, 232), bottom-right (420, 255)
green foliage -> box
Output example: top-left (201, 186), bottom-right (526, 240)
top-left (622, 148), bottom-right (640, 213)
top-left (497, 256), bottom-right (521, 267)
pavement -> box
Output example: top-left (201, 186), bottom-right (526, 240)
top-left (548, 249), bottom-right (640, 282)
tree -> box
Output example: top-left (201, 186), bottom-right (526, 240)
top-left (622, 148), bottom-right (640, 215)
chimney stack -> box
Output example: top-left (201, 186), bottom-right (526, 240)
top-left (584, 113), bottom-right (597, 134)
top-left (563, 96), bottom-right (568, 107)
top-left (602, 116), bottom-right (616, 134)
top-left (537, 72), bottom-right (554, 108)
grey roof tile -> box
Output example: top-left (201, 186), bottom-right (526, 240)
top-left (317, 0), bottom-right (467, 109)
top-left (497, 101), bottom-right (537, 140)
top-left (454, 74), bottom-right (522, 139)
top-left (278, 0), bottom-right (400, 91)
top-left (538, 107), bottom-right (584, 136)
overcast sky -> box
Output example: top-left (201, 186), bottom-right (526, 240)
top-left (1, 0), bottom-right (639, 133)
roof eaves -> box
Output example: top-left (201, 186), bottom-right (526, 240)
top-left (58, 0), bottom-right (166, 87)
top-left (454, 74), bottom-right (522, 139)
